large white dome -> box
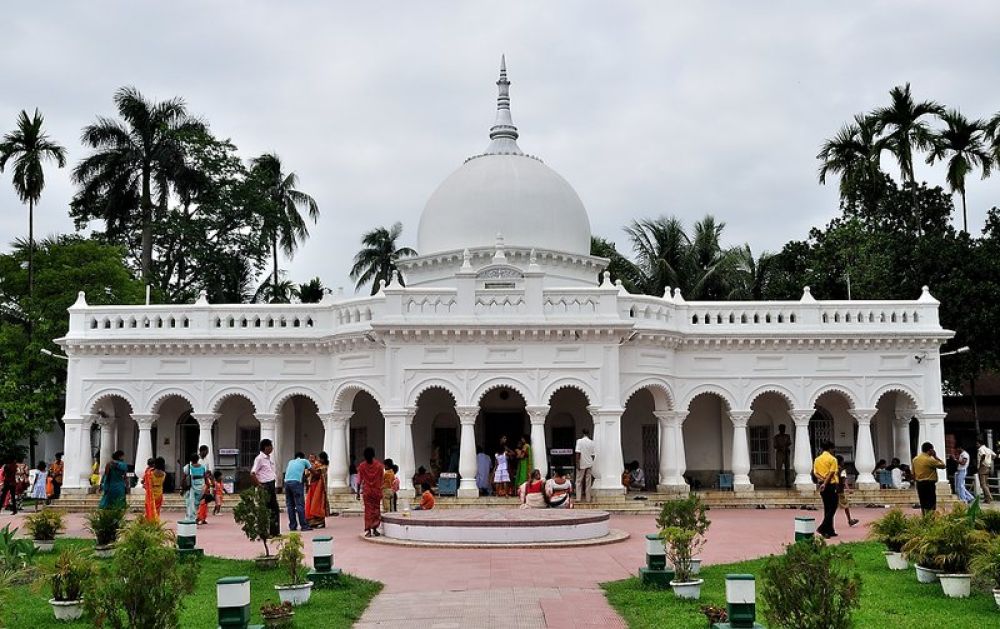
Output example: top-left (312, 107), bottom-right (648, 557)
top-left (416, 58), bottom-right (592, 257)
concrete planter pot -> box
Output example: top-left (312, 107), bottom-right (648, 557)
top-left (34, 540), bottom-right (55, 553)
top-left (49, 598), bottom-right (84, 621)
top-left (94, 544), bottom-right (115, 559)
top-left (669, 578), bottom-right (703, 600)
top-left (254, 555), bottom-right (279, 570)
top-left (275, 581), bottom-right (313, 606)
top-left (884, 551), bottom-right (908, 570)
top-left (939, 574), bottom-right (971, 598)
top-left (915, 565), bottom-right (942, 584)
top-left (689, 558), bottom-right (702, 575)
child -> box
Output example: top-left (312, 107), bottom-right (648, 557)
top-left (835, 455), bottom-right (860, 527)
top-left (493, 446), bottom-right (511, 497)
top-left (196, 471), bottom-right (216, 525)
top-left (414, 482), bottom-right (435, 510)
top-left (30, 461), bottom-right (49, 509)
top-left (212, 470), bottom-right (225, 515)
top-left (348, 463), bottom-right (359, 495)
top-left (382, 458), bottom-right (396, 512)
top-left (391, 464), bottom-right (400, 512)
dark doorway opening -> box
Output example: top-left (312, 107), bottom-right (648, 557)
top-left (483, 411), bottom-right (526, 455)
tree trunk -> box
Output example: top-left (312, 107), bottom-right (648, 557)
top-left (961, 188), bottom-right (968, 234)
top-left (272, 237), bottom-right (279, 302)
top-left (141, 168), bottom-right (153, 283)
top-left (27, 198), bottom-right (34, 298)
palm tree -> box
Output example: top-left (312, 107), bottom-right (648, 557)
top-left (728, 245), bottom-right (772, 300)
top-left (73, 87), bottom-right (204, 283)
top-left (872, 84), bottom-right (944, 184)
top-left (349, 222), bottom-right (417, 295)
top-left (926, 110), bottom-right (993, 232)
top-left (817, 114), bottom-right (885, 200)
top-left (248, 154), bottom-right (319, 299)
top-left (298, 277), bottom-right (327, 303)
top-left (984, 111), bottom-right (1000, 185)
top-left (253, 272), bottom-right (300, 304)
top-left (0, 109), bottom-right (66, 296)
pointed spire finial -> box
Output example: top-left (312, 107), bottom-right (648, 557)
top-left (485, 55), bottom-right (523, 156)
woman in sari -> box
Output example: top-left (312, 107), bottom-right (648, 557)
top-left (514, 436), bottom-right (532, 489)
top-left (182, 453), bottom-right (206, 521)
top-left (544, 468), bottom-right (573, 509)
top-left (305, 451), bottom-right (330, 529)
top-left (521, 469), bottom-right (546, 509)
top-left (144, 457), bottom-right (166, 521)
top-left (99, 450), bottom-right (129, 510)
top-left (357, 447), bottom-right (385, 537)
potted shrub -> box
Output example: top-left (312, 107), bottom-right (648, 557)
top-left (85, 507), bottom-right (127, 558)
top-left (868, 508), bottom-right (909, 570)
top-left (901, 513), bottom-right (942, 583)
top-left (657, 495), bottom-right (710, 572)
top-left (274, 532), bottom-right (313, 605)
top-left (904, 516), bottom-right (984, 597)
top-left (233, 486), bottom-right (277, 569)
top-left (760, 538), bottom-right (861, 629)
top-left (970, 535), bottom-right (1000, 609)
top-left (260, 600), bottom-right (295, 628)
top-left (43, 548), bottom-right (93, 621)
top-left (0, 524), bottom-right (39, 584)
top-left (662, 526), bottom-right (705, 599)
top-left (24, 509), bottom-right (65, 552)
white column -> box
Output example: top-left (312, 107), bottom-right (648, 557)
top-left (96, 415), bottom-right (115, 472)
top-left (456, 406), bottom-right (479, 497)
top-left (655, 411), bottom-right (675, 491)
top-left (850, 409), bottom-right (878, 489)
top-left (400, 407), bottom-right (416, 493)
top-left (591, 406), bottom-right (626, 493)
top-left (191, 413), bottom-right (218, 471)
top-left (921, 412), bottom-right (949, 487)
top-left (893, 411), bottom-right (913, 462)
top-left (674, 412), bottom-right (688, 483)
top-left (791, 410), bottom-right (815, 492)
top-left (526, 406), bottom-right (549, 476)
top-left (322, 411), bottom-right (351, 492)
top-left (729, 410), bottom-right (754, 492)
top-left (256, 413), bottom-right (278, 475)
top-left (132, 414), bottom-right (157, 476)
top-left (60, 416), bottom-right (88, 490)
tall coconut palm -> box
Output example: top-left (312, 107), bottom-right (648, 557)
top-left (985, 111), bottom-right (1000, 180)
top-left (0, 109), bottom-right (66, 296)
top-left (73, 87), bottom-right (204, 283)
top-left (926, 110), bottom-right (992, 232)
top-left (872, 83), bottom-right (944, 184)
top-left (350, 222), bottom-right (417, 295)
top-left (248, 153), bottom-right (319, 300)
top-left (817, 114), bottom-right (884, 199)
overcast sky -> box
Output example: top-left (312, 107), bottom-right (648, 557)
top-left (2, 2), bottom-right (1000, 297)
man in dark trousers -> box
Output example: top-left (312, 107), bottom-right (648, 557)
top-left (812, 440), bottom-right (839, 538)
top-left (250, 439), bottom-right (281, 536)
top-left (912, 441), bottom-right (946, 514)
top-left (773, 424), bottom-right (792, 488)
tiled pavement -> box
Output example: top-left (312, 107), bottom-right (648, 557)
top-left (6, 505), bottom-right (895, 627)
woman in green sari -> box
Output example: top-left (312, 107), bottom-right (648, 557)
top-left (514, 436), bottom-right (532, 490)
top-left (99, 450), bottom-right (129, 509)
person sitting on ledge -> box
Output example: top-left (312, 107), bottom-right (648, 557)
top-left (628, 460), bottom-right (645, 492)
top-left (412, 466), bottom-right (435, 491)
top-left (413, 482), bottom-right (435, 510)
top-left (545, 468), bottom-right (573, 509)
top-left (521, 469), bottom-right (546, 509)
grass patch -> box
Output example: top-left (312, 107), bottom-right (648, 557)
top-left (603, 542), bottom-right (997, 628)
top-left (3, 539), bottom-right (382, 628)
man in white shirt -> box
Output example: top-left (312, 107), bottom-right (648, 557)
top-left (251, 438), bottom-right (280, 535)
top-left (977, 438), bottom-right (995, 503)
top-left (890, 465), bottom-right (909, 490)
top-left (574, 429), bottom-right (596, 502)
top-left (953, 445), bottom-right (974, 504)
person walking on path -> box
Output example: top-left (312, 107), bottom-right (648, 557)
top-left (195, 444), bottom-right (213, 524)
top-left (144, 457), bottom-right (166, 521)
top-left (251, 439), bottom-right (281, 536)
top-left (181, 453), bottom-right (206, 521)
top-left (357, 447), bottom-right (385, 537)
top-left (305, 452), bottom-right (329, 529)
top-left (953, 445), bottom-right (974, 504)
top-left (773, 424), bottom-right (792, 488)
top-left (514, 436), bottom-right (532, 489)
top-left (976, 437), bottom-right (994, 503)
top-left (912, 442), bottom-right (946, 514)
top-left (99, 450), bottom-right (129, 510)
top-left (813, 440), bottom-right (839, 539)
top-left (835, 455), bottom-right (859, 528)
top-left (574, 429), bottom-right (595, 502)
top-left (29, 461), bottom-right (48, 508)
top-left (48, 452), bottom-right (64, 500)
top-left (283, 451), bottom-right (312, 532)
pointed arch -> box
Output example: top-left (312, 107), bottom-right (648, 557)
top-left (471, 378), bottom-right (534, 406)
top-left (868, 383), bottom-right (920, 410)
top-left (333, 381), bottom-right (385, 411)
top-left (745, 384), bottom-right (798, 410)
top-left (270, 386), bottom-right (326, 415)
top-left (84, 389), bottom-right (138, 416)
top-left (622, 378), bottom-right (675, 411)
top-left (208, 388), bottom-right (260, 414)
top-left (148, 388), bottom-right (197, 415)
top-left (542, 379), bottom-right (597, 407)
top-left (680, 384), bottom-right (737, 412)
top-left (407, 379), bottom-right (463, 408)
top-left (808, 385), bottom-right (860, 409)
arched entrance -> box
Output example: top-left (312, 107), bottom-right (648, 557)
top-left (412, 387), bottom-right (459, 479)
top-left (276, 395), bottom-right (323, 486)
top-left (549, 386), bottom-right (594, 480)
top-left (621, 388), bottom-right (658, 490)
top-left (748, 391), bottom-right (794, 488)
top-left (213, 394), bottom-right (259, 491)
top-left (346, 390), bottom-right (385, 465)
top-left (87, 394), bottom-right (135, 479)
top-left (476, 386), bottom-right (527, 461)
top-left (684, 391), bottom-right (734, 490)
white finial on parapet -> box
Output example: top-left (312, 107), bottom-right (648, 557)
top-left (615, 279), bottom-right (629, 295)
top-left (493, 232), bottom-right (507, 263)
top-left (484, 55), bottom-right (523, 156)
top-left (377, 279), bottom-right (387, 295)
top-left (800, 286), bottom-right (816, 303)
top-left (601, 271), bottom-right (613, 287)
top-left (918, 285), bottom-right (937, 303)
top-left (673, 287), bottom-right (685, 303)
top-left (390, 270), bottom-right (400, 286)
top-left (663, 286), bottom-right (672, 301)
top-left (461, 248), bottom-right (473, 270)
top-left (195, 290), bottom-right (209, 305)
top-left (70, 291), bottom-right (88, 309)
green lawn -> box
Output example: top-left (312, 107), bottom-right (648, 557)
top-left (603, 542), bottom-right (998, 629)
top-left (3, 539), bottom-right (382, 628)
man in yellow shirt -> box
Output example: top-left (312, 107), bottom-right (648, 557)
top-left (812, 440), bottom-right (839, 538)
top-left (912, 442), bottom-right (946, 514)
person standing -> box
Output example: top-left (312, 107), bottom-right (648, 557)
top-left (305, 451), bottom-right (329, 529)
top-left (381, 458), bottom-right (396, 512)
top-left (357, 447), bottom-right (385, 537)
top-left (812, 440), bottom-right (839, 539)
top-left (773, 424), bottom-right (792, 488)
top-left (48, 452), bottom-right (64, 500)
top-left (834, 455), bottom-right (859, 527)
top-left (912, 442), bottom-right (946, 514)
top-left (283, 451), bottom-right (312, 532)
top-left (251, 439), bottom-right (281, 536)
top-left (976, 437), bottom-right (994, 503)
top-left (99, 450), bottom-right (129, 510)
top-left (0, 457), bottom-right (16, 514)
top-left (29, 461), bottom-right (48, 509)
top-left (953, 445), bottom-right (974, 504)
top-left (574, 429), bottom-right (595, 503)
top-left (514, 436), bottom-right (532, 490)
top-left (144, 457), bottom-right (166, 522)
top-left (475, 446), bottom-right (493, 496)
top-left (181, 453), bottom-right (206, 522)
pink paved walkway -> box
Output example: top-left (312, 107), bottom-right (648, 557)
top-left (4, 506), bottom-right (889, 627)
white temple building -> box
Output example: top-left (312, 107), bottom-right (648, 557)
top-left (54, 59), bottom-right (952, 498)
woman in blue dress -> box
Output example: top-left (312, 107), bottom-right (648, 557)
top-left (99, 450), bottom-right (129, 509)
top-left (182, 453), bottom-right (206, 521)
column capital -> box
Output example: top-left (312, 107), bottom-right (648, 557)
top-left (319, 411), bottom-right (352, 425)
top-left (94, 414), bottom-right (116, 428)
top-left (456, 406), bottom-right (479, 425)
top-left (131, 414), bottom-right (158, 429)
top-left (919, 411), bottom-right (946, 424)
top-left (191, 413), bottom-right (220, 428)
top-left (61, 414), bottom-right (86, 426)
top-left (654, 410), bottom-right (686, 426)
top-left (255, 413), bottom-right (277, 424)
top-left (790, 409), bottom-right (814, 425)
top-left (894, 409), bottom-right (916, 423)
top-left (525, 405), bottom-right (549, 425)
top-left (380, 408), bottom-right (409, 423)
top-left (587, 406), bottom-right (624, 421)
top-left (728, 410), bottom-right (752, 427)
top-left (848, 408), bottom-right (878, 424)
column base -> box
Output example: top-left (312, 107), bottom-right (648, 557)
top-left (457, 487), bottom-right (480, 498)
top-left (794, 481), bottom-right (817, 494)
top-left (857, 481), bottom-right (879, 491)
top-left (733, 482), bottom-right (754, 494)
top-left (329, 486), bottom-right (355, 495)
top-left (656, 483), bottom-right (690, 494)
top-left (592, 487), bottom-right (626, 499)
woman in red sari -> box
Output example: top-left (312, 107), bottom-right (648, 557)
top-left (305, 451), bottom-right (329, 528)
top-left (143, 457), bottom-right (166, 521)
top-left (357, 447), bottom-right (385, 537)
